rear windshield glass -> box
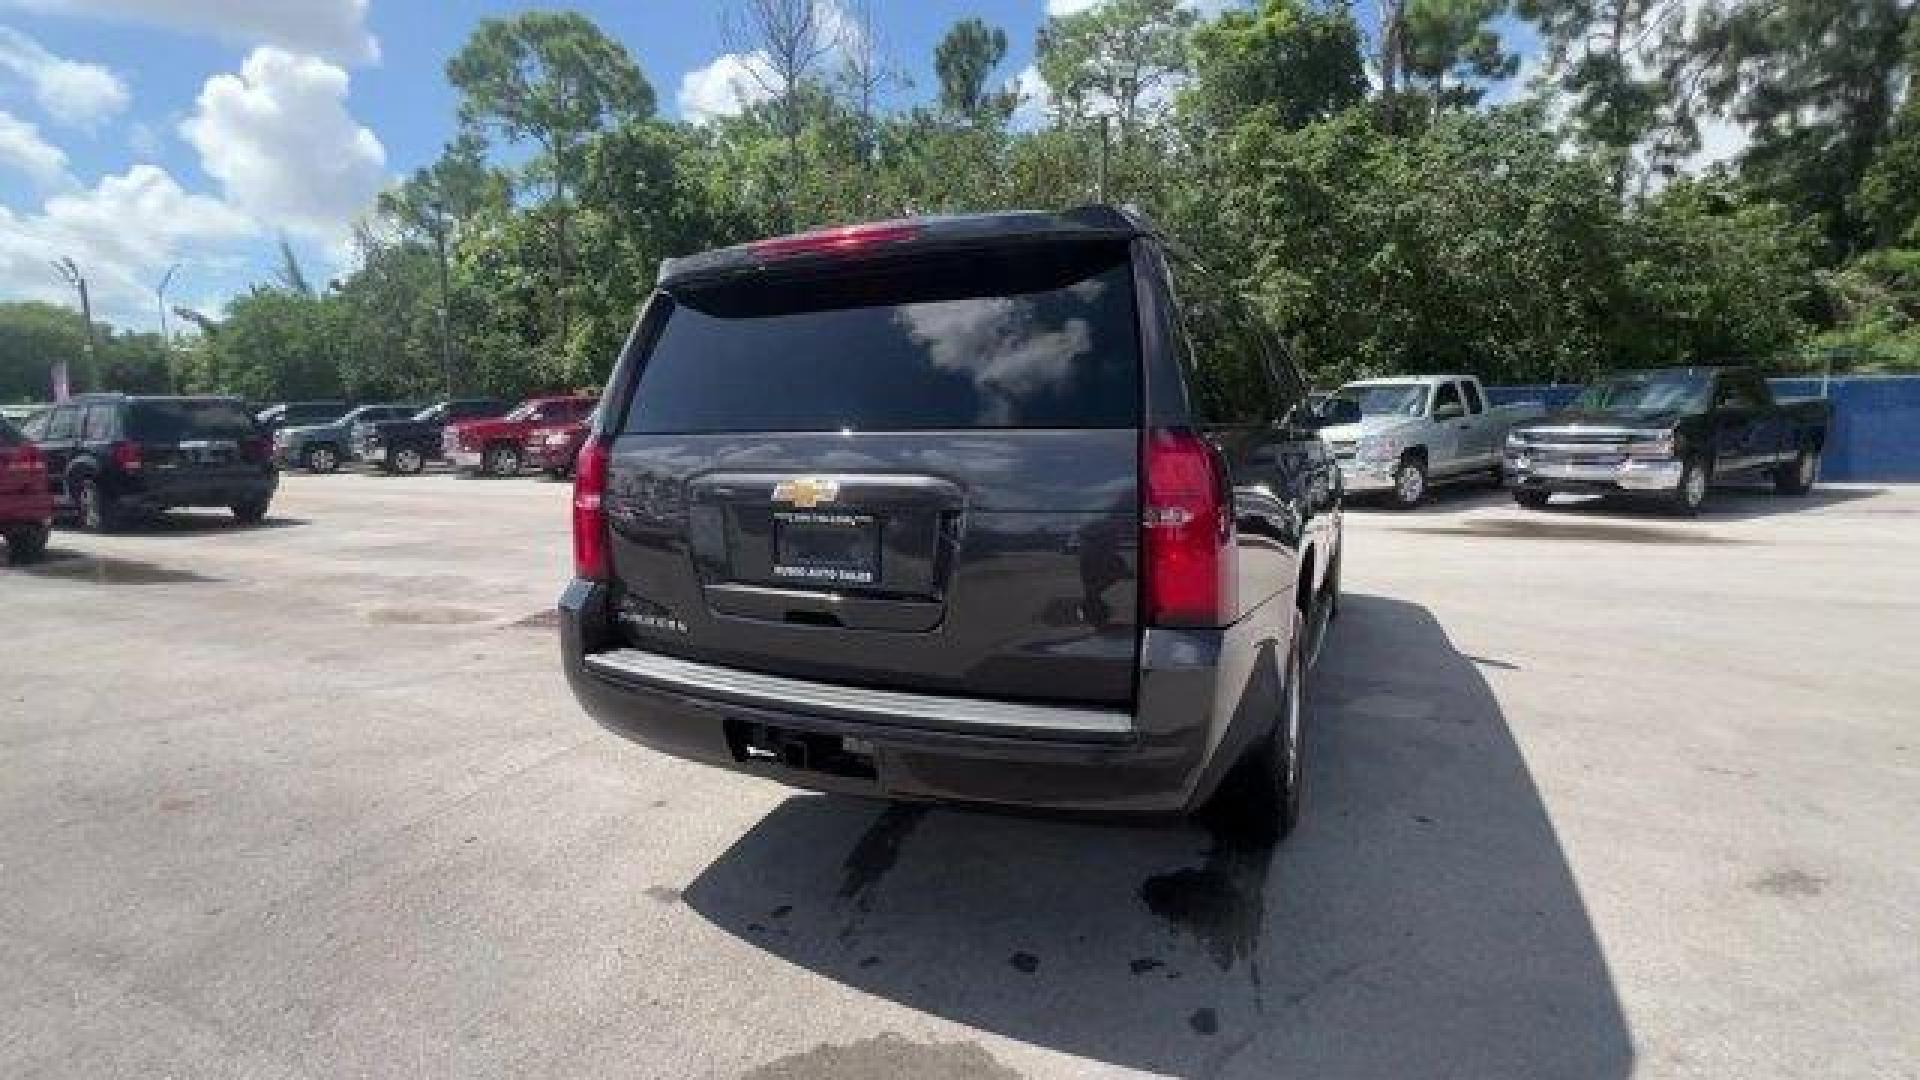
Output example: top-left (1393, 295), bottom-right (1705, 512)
top-left (626, 242), bottom-right (1140, 432)
top-left (129, 401), bottom-right (258, 441)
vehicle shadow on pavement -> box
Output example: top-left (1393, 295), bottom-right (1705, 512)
top-left (684, 595), bottom-right (1632, 1079)
top-left (59, 512), bottom-right (313, 535)
top-left (1538, 484), bottom-right (1884, 523)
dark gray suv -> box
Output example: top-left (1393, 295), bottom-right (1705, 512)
top-left (560, 207), bottom-right (1343, 842)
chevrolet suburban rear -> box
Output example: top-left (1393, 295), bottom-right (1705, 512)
top-left (560, 208), bottom-right (1344, 843)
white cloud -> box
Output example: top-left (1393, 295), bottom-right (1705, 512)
top-left (677, 50), bottom-right (779, 124)
top-left (2, 0), bottom-right (378, 63)
top-left (0, 108), bottom-right (69, 184)
top-left (0, 163), bottom-right (254, 324)
top-left (0, 27), bottom-right (129, 128)
top-left (1047, 0), bottom-right (1240, 16)
top-left (1009, 63), bottom-right (1050, 130)
top-left (179, 47), bottom-right (386, 238)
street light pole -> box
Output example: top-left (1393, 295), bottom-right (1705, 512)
top-left (51, 257), bottom-right (100, 401)
top-left (156, 263), bottom-right (179, 393)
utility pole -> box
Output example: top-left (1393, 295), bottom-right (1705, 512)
top-left (51, 257), bottom-right (99, 401)
top-left (1096, 115), bottom-right (1111, 202)
top-left (156, 263), bottom-right (179, 393)
top-left (431, 198), bottom-right (455, 401)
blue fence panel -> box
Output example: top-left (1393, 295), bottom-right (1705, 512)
top-left (1485, 376), bottom-right (1920, 483)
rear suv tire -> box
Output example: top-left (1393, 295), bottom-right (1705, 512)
top-left (5, 523), bottom-right (49, 563)
top-left (75, 475), bottom-right (123, 532)
top-left (1204, 620), bottom-right (1307, 847)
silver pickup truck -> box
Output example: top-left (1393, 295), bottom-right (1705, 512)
top-left (1318, 374), bottom-right (1545, 509)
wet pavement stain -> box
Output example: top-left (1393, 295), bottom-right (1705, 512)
top-left (837, 805), bottom-right (928, 911)
top-left (1189, 1008), bottom-right (1219, 1036)
top-left (16, 555), bottom-right (215, 585)
top-left (1129, 957), bottom-right (1165, 975)
top-left (1750, 867), bottom-right (1826, 897)
top-left (1139, 831), bottom-right (1273, 973)
top-left (1008, 951), bottom-right (1039, 974)
top-left (367, 605), bottom-right (494, 625)
top-left (643, 886), bottom-right (682, 904)
top-left (1396, 519), bottom-right (1738, 545)
top-left (738, 1033), bottom-right (1023, 1080)
top-left (513, 609), bottom-right (560, 629)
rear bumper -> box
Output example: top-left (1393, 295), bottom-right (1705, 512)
top-left (1504, 451), bottom-right (1682, 493)
top-left (559, 578), bottom-right (1274, 818)
top-left (117, 469), bottom-right (277, 510)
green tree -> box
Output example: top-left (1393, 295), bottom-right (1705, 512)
top-left (934, 18), bottom-right (1015, 125)
top-left (1184, 0), bottom-right (1370, 134)
top-left (1036, 0), bottom-right (1196, 165)
top-left (447, 12), bottom-right (654, 348)
top-left (1680, 0), bottom-right (1915, 255)
top-left (1401, 0), bottom-right (1520, 108)
top-left (1620, 178), bottom-right (1820, 365)
top-left (0, 302), bottom-right (89, 403)
top-left (378, 132), bottom-right (512, 397)
top-left (1520, 0), bottom-right (1688, 197)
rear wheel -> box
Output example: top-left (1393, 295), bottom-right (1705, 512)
top-left (1513, 489), bottom-right (1551, 509)
top-left (76, 475), bottom-right (120, 533)
top-left (5, 523), bottom-right (49, 563)
top-left (483, 443), bottom-right (521, 477)
top-left (1389, 454), bottom-right (1427, 510)
top-left (1775, 447), bottom-right (1818, 496)
top-left (391, 447), bottom-right (425, 475)
top-left (230, 497), bottom-right (270, 525)
top-left (303, 444), bottom-right (340, 474)
top-left (1204, 625), bottom-right (1306, 847)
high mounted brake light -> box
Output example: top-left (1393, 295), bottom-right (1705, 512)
top-left (749, 221), bottom-right (918, 260)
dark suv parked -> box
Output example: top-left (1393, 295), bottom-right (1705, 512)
top-left (21, 394), bottom-right (276, 530)
top-left (561, 208), bottom-right (1343, 842)
top-left (355, 398), bottom-right (510, 475)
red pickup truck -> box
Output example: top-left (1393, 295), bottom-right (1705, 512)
top-left (443, 395), bottom-right (596, 476)
top-left (1, 414), bottom-right (53, 562)
top-left (523, 405), bottom-right (596, 480)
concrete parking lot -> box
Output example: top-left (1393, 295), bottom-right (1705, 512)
top-left (3, 471), bottom-right (1916, 1079)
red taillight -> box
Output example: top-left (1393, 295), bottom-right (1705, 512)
top-left (1142, 428), bottom-right (1236, 627)
top-left (572, 437), bottom-right (611, 581)
top-left (3, 443), bottom-right (42, 473)
top-left (110, 440), bottom-right (142, 471)
top-left (750, 220), bottom-right (918, 260)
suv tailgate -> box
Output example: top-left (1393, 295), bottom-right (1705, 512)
top-left (601, 239), bottom-right (1143, 708)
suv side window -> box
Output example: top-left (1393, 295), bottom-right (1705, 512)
top-left (46, 406), bottom-right (78, 440)
top-left (81, 404), bottom-right (117, 440)
top-left (1433, 381), bottom-right (1464, 419)
top-left (1460, 380), bottom-right (1485, 414)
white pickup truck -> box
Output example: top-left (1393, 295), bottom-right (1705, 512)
top-left (1317, 374), bottom-right (1545, 509)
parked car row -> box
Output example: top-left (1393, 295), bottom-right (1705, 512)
top-left (247, 395), bottom-right (597, 478)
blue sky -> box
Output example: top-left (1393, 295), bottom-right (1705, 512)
top-left (0, 0), bottom-right (1540, 331)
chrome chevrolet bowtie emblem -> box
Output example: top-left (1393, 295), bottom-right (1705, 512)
top-left (772, 477), bottom-right (838, 509)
